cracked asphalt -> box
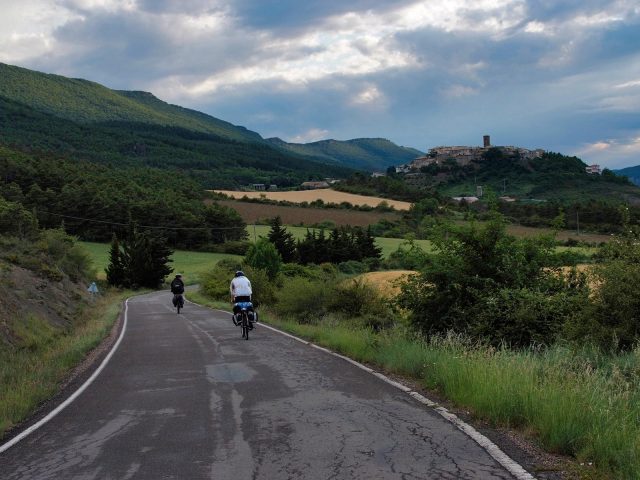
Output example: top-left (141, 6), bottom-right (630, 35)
top-left (0, 291), bottom-right (520, 479)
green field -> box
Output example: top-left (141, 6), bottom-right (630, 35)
top-left (79, 242), bottom-right (241, 283)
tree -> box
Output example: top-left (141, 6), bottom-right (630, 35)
top-left (245, 238), bottom-right (282, 280)
top-left (396, 213), bottom-right (587, 347)
top-left (267, 216), bottom-right (297, 263)
top-left (105, 233), bottom-right (125, 286)
top-left (123, 228), bottom-right (173, 289)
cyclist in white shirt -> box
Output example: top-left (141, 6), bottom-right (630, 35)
top-left (230, 271), bottom-right (253, 325)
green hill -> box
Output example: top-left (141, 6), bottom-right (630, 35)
top-left (0, 62), bottom-right (261, 142)
top-left (267, 137), bottom-right (423, 171)
top-left (0, 63), bottom-right (358, 188)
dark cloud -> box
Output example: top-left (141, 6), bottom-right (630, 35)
top-left (228, 0), bottom-right (413, 30)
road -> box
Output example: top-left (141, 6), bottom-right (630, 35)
top-left (0, 291), bottom-right (522, 479)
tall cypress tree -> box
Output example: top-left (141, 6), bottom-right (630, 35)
top-left (267, 216), bottom-right (297, 263)
top-left (105, 233), bottom-right (125, 286)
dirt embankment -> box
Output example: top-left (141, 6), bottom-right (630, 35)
top-left (0, 262), bottom-right (87, 346)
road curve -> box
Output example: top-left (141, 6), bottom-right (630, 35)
top-left (0, 291), bottom-right (521, 479)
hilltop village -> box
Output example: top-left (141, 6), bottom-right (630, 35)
top-left (395, 135), bottom-right (545, 173)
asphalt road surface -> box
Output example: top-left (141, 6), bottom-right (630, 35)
top-left (0, 291), bottom-right (522, 479)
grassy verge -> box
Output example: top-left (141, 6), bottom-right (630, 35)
top-left (199, 297), bottom-right (637, 480)
top-left (0, 290), bottom-right (130, 440)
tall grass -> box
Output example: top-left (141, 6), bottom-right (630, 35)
top-left (0, 291), bottom-right (128, 439)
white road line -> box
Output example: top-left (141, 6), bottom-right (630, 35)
top-left (0, 298), bottom-right (131, 454)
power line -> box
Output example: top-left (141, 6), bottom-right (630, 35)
top-left (38, 211), bottom-right (247, 231)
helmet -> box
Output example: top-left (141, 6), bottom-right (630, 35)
top-left (176, 273), bottom-right (182, 277)
top-left (235, 271), bottom-right (245, 277)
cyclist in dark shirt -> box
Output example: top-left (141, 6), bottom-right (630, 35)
top-left (170, 273), bottom-right (185, 310)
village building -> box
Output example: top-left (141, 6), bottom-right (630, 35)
top-left (585, 164), bottom-right (602, 175)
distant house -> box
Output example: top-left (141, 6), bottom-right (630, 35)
top-left (499, 196), bottom-right (517, 202)
top-left (371, 172), bottom-right (386, 178)
top-left (268, 184), bottom-right (278, 191)
top-left (586, 164), bottom-right (602, 175)
top-left (452, 196), bottom-right (480, 203)
top-left (251, 183), bottom-right (266, 190)
top-left (301, 181), bottom-right (330, 189)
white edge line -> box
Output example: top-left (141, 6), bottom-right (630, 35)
top-left (0, 298), bottom-right (130, 454)
top-left (187, 300), bottom-right (537, 480)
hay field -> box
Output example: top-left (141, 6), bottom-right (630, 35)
top-left (218, 200), bottom-right (400, 227)
top-left (214, 189), bottom-right (412, 211)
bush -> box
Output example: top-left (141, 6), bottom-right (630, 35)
top-left (383, 239), bottom-right (429, 270)
top-left (245, 238), bottom-right (282, 280)
top-left (274, 277), bottom-right (334, 322)
top-left (330, 278), bottom-right (396, 331)
top-left (565, 261), bottom-right (640, 351)
top-left (207, 240), bottom-right (250, 255)
top-left (469, 287), bottom-right (588, 348)
top-left (396, 214), bottom-right (588, 346)
top-left (337, 260), bottom-right (368, 274)
top-left (200, 262), bottom-right (234, 301)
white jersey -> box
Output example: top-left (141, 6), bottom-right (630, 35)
top-left (230, 276), bottom-right (252, 297)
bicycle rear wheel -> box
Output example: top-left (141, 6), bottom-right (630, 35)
top-left (241, 312), bottom-right (249, 340)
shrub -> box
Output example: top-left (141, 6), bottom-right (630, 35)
top-left (274, 277), bottom-right (334, 322)
top-left (207, 240), bottom-right (250, 255)
top-left (245, 238), bottom-right (282, 280)
top-left (337, 260), bottom-right (368, 274)
top-left (396, 214), bottom-right (587, 346)
top-left (200, 259), bottom-right (238, 300)
top-left (330, 278), bottom-right (395, 330)
top-left (383, 239), bottom-right (429, 270)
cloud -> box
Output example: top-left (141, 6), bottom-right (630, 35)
top-left (289, 128), bottom-right (331, 143)
top-left (1, 0), bottom-right (640, 167)
top-left (576, 134), bottom-right (640, 168)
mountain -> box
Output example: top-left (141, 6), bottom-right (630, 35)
top-left (0, 63), bottom-right (261, 142)
top-left (614, 165), bottom-right (640, 186)
top-left (267, 137), bottom-right (423, 171)
top-left (0, 63), bottom-right (356, 188)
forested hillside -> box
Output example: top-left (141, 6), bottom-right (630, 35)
top-left (267, 137), bottom-right (423, 171)
top-left (0, 63), bottom-right (356, 188)
top-left (0, 145), bottom-right (247, 248)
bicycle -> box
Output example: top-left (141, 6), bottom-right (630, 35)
top-left (173, 294), bottom-right (184, 314)
top-left (233, 301), bottom-right (255, 340)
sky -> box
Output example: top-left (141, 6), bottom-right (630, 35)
top-left (1, 0), bottom-right (639, 168)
